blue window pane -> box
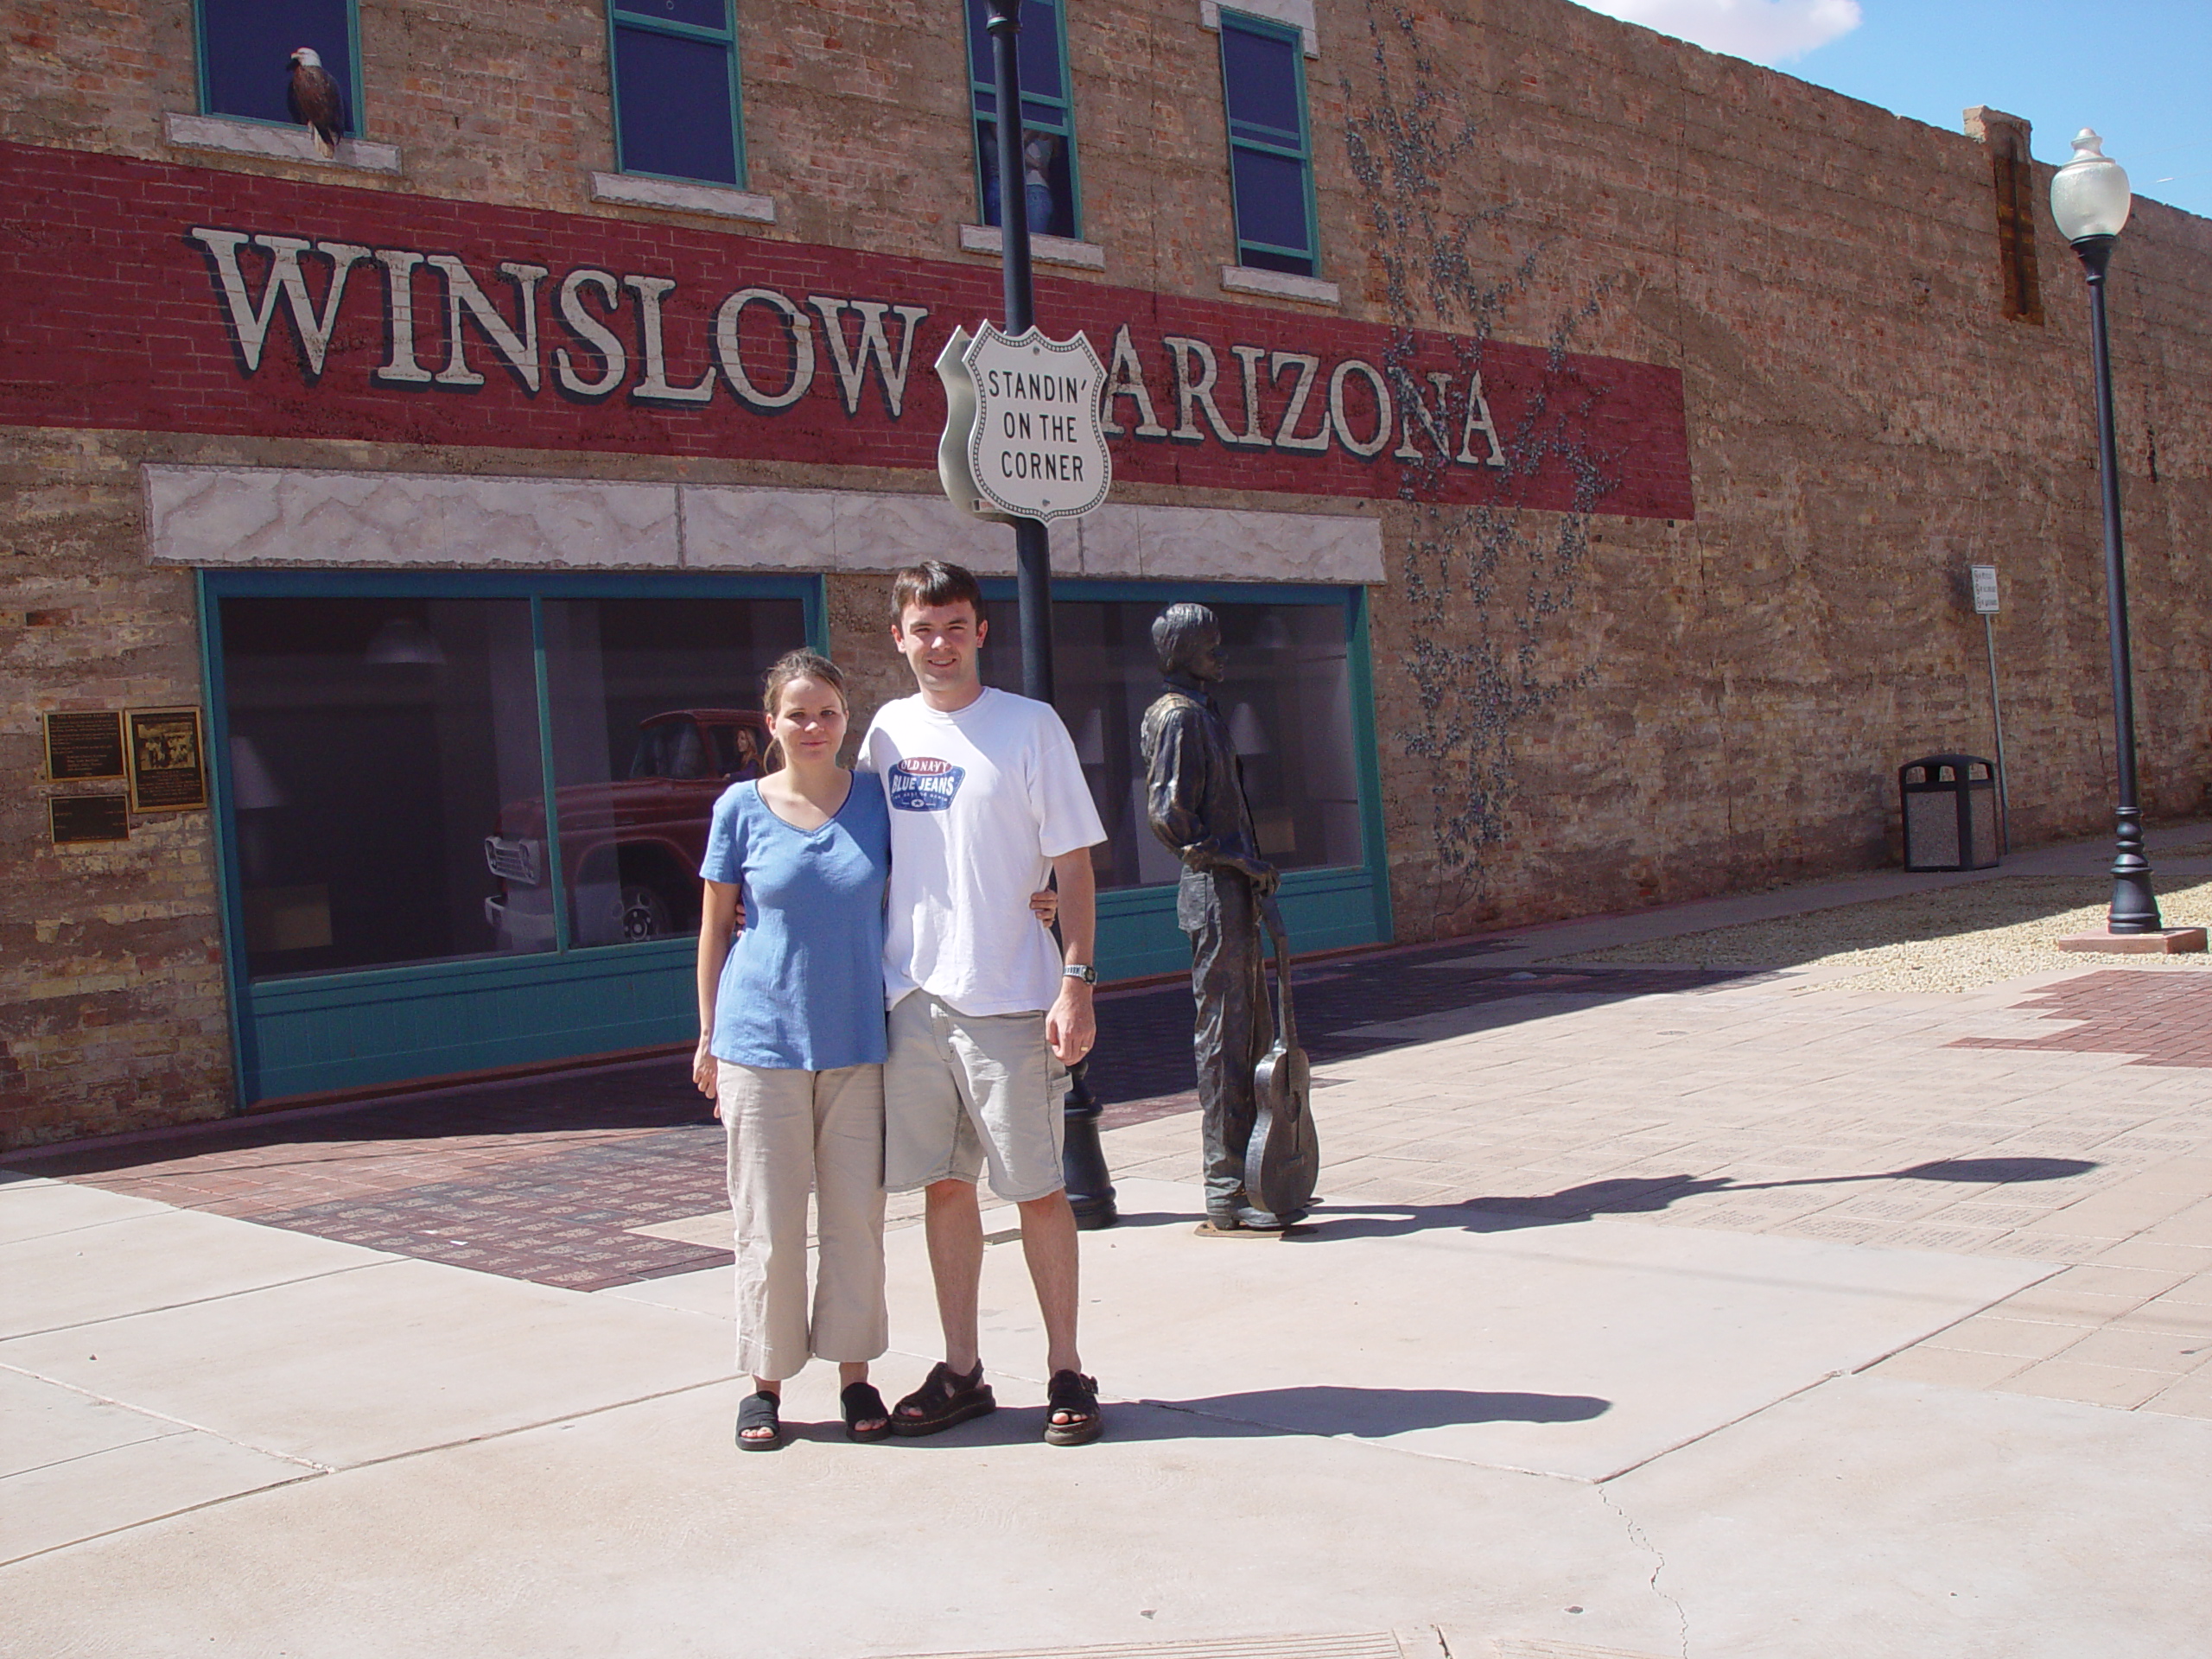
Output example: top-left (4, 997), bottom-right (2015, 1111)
top-left (1016, 0), bottom-right (1065, 99)
top-left (614, 26), bottom-right (738, 185)
top-left (967, 0), bottom-right (1065, 99)
top-left (966, 0), bottom-right (993, 86)
top-left (1231, 148), bottom-right (1312, 261)
top-left (200, 0), bottom-right (353, 130)
top-left (1222, 21), bottom-right (1301, 142)
top-left (613, 0), bottom-right (727, 30)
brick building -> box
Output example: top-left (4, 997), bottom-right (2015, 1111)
top-left (4, 0), bottom-right (2208, 1147)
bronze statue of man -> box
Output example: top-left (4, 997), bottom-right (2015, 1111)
top-left (1140, 603), bottom-right (1286, 1232)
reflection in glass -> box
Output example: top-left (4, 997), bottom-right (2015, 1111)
top-left (981, 599), bottom-right (1362, 891)
top-left (219, 598), bottom-right (544, 980)
top-left (533, 598), bottom-right (804, 947)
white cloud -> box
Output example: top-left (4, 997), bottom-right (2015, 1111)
top-left (1573, 0), bottom-right (1863, 66)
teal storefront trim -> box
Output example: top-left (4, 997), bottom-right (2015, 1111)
top-left (200, 569), bottom-right (1390, 1105)
top-left (199, 569), bottom-right (826, 1105)
top-left (982, 576), bottom-right (1395, 982)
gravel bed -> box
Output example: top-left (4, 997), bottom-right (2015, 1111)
top-left (1557, 875), bottom-right (2212, 994)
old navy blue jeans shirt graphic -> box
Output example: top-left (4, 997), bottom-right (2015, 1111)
top-left (887, 756), bottom-right (964, 811)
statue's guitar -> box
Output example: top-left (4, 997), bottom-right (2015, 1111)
top-left (1244, 898), bottom-right (1319, 1222)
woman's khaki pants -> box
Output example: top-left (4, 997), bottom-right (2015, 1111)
top-left (717, 1061), bottom-right (888, 1382)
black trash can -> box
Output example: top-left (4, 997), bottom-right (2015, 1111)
top-left (1900, 754), bottom-right (2000, 872)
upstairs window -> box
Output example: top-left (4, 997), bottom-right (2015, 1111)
top-left (963, 0), bottom-right (1081, 240)
top-left (197, 0), bottom-right (359, 136)
top-left (608, 0), bottom-right (745, 188)
top-left (1218, 10), bottom-right (1316, 276)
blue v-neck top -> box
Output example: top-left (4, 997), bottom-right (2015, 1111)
top-left (699, 772), bottom-right (890, 1071)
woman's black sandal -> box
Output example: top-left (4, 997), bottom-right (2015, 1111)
top-left (890, 1361), bottom-right (996, 1437)
top-left (735, 1389), bottom-right (784, 1451)
top-left (841, 1381), bottom-right (893, 1443)
top-left (1043, 1370), bottom-right (1103, 1446)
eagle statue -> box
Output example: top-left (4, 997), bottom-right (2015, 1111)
top-left (287, 47), bottom-right (344, 159)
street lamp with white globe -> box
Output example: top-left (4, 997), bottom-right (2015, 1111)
top-left (2050, 129), bottom-right (2162, 935)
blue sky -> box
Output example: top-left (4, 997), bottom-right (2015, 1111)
top-left (1571, 1), bottom-right (2212, 222)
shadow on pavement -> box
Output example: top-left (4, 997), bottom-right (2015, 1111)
top-left (853, 1387), bottom-right (1608, 1447)
top-left (1295, 1156), bottom-right (2101, 1241)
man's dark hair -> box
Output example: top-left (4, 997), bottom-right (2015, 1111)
top-left (1152, 601), bottom-right (1219, 675)
top-left (891, 560), bottom-right (985, 631)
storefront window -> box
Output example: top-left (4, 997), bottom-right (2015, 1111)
top-left (537, 597), bottom-right (803, 946)
top-left (981, 594), bottom-right (1363, 891)
top-left (219, 597), bottom-right (546, 980)
top-left (217, 590), bottom-right (807, 981)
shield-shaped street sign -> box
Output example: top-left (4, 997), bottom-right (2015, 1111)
top-left (936, 323), bottom-right (1110, 523)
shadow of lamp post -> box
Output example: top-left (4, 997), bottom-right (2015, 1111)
top-left (2050, 130), bottom-right (2162, 937)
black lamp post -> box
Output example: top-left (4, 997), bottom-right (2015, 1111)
top-left (986, 0), bottom-right (1116, 1226)
top-left (2051, 129), bottom-right (2162, 935)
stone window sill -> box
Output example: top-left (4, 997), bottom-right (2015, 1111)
top-left (1219, 264), bottom-right (1341, 306)
top-left (589, 172), bottom-right (777, 223)
top-left (957, 224), bottom-right (1107, 271)
top-left (163, 111), bottom-right (400, 174)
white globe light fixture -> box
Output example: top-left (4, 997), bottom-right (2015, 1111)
top-left (2051, 130), bottom-right (2164, 937)
top-left (2050, 129), bottom-right (2133, 245)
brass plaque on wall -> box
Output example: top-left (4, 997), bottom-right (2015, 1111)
top-left (51, 795), bottom-right (130, 845)
top-left (43, 710), bottom-right (125, 780)
top-left (127, 708), bottom-right (208, 812)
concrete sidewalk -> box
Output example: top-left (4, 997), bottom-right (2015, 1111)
top-left (8, 828), bottom-right (2212, 1658)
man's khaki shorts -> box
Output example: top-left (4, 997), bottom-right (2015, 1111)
top-left (885, 991), bottom-right (1067, 1202)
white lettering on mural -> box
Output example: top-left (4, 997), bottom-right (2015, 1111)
top-left (428, 257), bottom-right (546, 393)
top-left (190, 230), bottom-right (369, 379)
top-left (808, 296), bottom-right (929, 419)
top-left (624, 275), bottom-right (715, 404)
top-left (1101, 323), bottom-right (1168, 439)
top-left (715, 287), bottom-right (814, 410)
top-left (553, 269), bottom-right (626, 399)
top-left (371, 249), bottom-right (433, 385)
top-left (188, 226), bottom-right (1520, 474)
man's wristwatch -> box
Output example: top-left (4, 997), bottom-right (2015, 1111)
top-left (1061, 963), bottom-right (1097, 984)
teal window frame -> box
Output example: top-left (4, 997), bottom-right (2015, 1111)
top-left (1217, 8), bottom-right (1319, 277)
top-left (963, 0), bottom-right (1084, 241)
top-left (976, 577), bottom-right (1392, 979)
top-left (197, 568), bottom-right (823, 1105)
top-left (606, 0), bottom-right (747, 188)
top-left (193, 0), bottom-right (366, 137)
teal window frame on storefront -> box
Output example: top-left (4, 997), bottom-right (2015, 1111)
top-left (977, 576), bottom-right (1392, 980)
top-left (197, 568), bottom-right (823, 1106)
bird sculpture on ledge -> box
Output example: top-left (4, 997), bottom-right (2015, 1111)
top-left (287, 47), bottom-right (343, 160)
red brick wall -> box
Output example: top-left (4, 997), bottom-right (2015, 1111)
top-left (0, 141), bottom-right (1693, 519)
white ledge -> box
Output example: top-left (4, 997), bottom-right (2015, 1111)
top-left (163, 111), bottom-right (400, 174)
top-left (589, 172), bottom-right (777, 223)
top-left (1219, 264), bottom-right (1341, 306)
top-left (143, 465), bottom-right (1388, 585)
top-left (957, 224), bottom-right (1107, 270)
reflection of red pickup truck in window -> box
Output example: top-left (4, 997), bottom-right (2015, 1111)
top-left (485, 709), bottom-right (768, 950)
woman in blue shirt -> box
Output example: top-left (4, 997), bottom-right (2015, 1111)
top-left (696, 650), bottom-right (1058, 1450)
top-left (695, 650), bottom-right (897, 1451)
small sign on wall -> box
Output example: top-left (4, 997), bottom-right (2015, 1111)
top-left (1968, 564), bottom-right (2000, 615)
top-left (127, 708), bottom-right (208, 813)
top-left (51, 795), bottom-right (130, 845)
top-left (43, 711), bottom-right (126, 781)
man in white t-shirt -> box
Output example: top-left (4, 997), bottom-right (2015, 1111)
top-left (863, 560), bottom-right (1109, 1447)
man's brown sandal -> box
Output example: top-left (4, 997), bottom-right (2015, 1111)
top-left (890, 1361), bottom-right (996, 1437)
top-left (1043, 1370), bottom-right (1103, 1446)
